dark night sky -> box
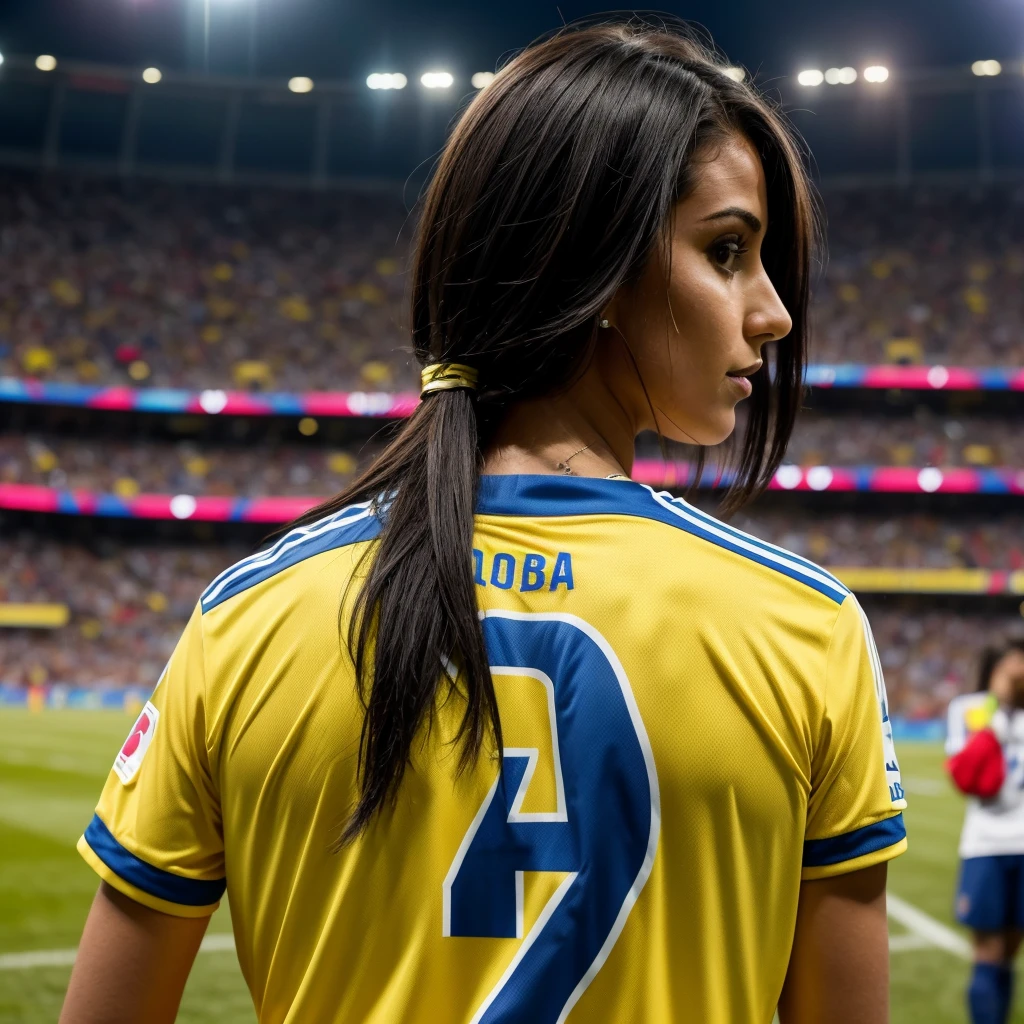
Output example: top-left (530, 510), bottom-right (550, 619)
top-left (0, 0), bottom-right (1021, 83)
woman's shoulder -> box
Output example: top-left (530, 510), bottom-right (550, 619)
top-left (637, 488), bottom-right (851, 611)
top-left (199, 500), bottom-right (381, 617)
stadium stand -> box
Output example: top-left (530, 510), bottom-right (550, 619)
top-left (2, 415), bottom-right (1021, 497)
top-left (1, 532), bottom-right (1014, 719)
top-left (2, 173), bottom-right (1023, 719)
top-left (1, 174), bottom-right (1024, 395)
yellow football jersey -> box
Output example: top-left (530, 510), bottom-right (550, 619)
top-left (79, 474), bottom-right (907, 1023)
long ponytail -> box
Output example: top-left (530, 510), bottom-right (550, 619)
top-left (281, 18), bottom-right (820, 839)
top-left (341, 387), bottom-right (496, 842)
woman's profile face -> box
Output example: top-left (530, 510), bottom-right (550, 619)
top-left (603, 132), bottom-right (793, 447)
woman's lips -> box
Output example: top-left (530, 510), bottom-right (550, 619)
top-left (726, 373), bottom-right (753, 397)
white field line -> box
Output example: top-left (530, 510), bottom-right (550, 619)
top-left (901, 777), bottom-right (946, 797)
top-left (887, 894), bottom-right (971, 959)
top-left (0, 896), bottom-right (965, 970)
top-left (0, 932), bottom-right (235, 971)
top-left (888, 933), bottom-right (935, 952)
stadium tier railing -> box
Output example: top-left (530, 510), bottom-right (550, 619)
top-left (2, 464), bottom-right (1022, 524)
top-left (2, 365), bottom-right (1023, 418)
top-left (0, 603), bottom-right (69, 628)
top-left (0, 684), bottom-right (150, 712)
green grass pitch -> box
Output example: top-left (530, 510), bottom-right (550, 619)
top-left (0, 708), bottom-right (1018, 1022)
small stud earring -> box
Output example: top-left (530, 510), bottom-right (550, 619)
top-left (599, 318), bottom-right (610, 329)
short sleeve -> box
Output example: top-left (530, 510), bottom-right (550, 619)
top-left (77, 603), bottom-right (225, 917)
top-left (802, 596), bottom-right (908, 880)
top-left (946, 698), bottom-right (969, 756)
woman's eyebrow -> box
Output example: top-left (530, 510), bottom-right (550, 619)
top-left (700, 206), bottom-right (763, 233)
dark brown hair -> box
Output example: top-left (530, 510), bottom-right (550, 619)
top-left (288, 19), bottom-right (821, 839)
top-left (977, 638), bottom-right (1024, 692)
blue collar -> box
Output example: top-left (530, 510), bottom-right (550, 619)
top-left (476, 474), bottom-right (648, 518)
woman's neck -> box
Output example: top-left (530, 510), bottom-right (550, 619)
top-left (481, 367), bottom-right (639, 479)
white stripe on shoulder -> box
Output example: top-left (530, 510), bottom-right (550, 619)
top-left (643, 487), bottom-right (848, 600)
top-left (202, 501), bottom-right (373, 606)
top-left (658, 489), bottom-right (851, 595)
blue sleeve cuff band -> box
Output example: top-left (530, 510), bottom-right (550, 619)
top-left (84, 814), bottom-right (226, 906)
top-left (804, 812), bottom-right (906, 867)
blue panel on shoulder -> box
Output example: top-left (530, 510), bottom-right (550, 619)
top-left (803, 813), bottom-right (906, 867)
top-left (476, 475), bottom-right (848, 604)
top-left (201, 504), bottom-right (381, 612)
top-left (84, 815), bottom-right (226, 906)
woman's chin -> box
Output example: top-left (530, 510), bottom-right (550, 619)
top-left (657, 415), bottom-right (735, 448)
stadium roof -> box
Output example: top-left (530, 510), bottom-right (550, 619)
top-left (0, 0), bottom-right (1020, 84)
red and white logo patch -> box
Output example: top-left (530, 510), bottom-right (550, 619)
top-left (113, 702), bottom-right (160, 784)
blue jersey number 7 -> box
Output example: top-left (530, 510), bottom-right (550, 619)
top-left (443, 611), bottom-right (661, 1024)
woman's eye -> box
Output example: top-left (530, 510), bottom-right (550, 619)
top-left (711, 238), bottom-right (745, 272)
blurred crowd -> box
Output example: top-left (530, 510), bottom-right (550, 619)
top-left (0, 538), bottom-right (241, 688)
top-left (861, 604), bottom-right (1024, 720)
top-left (0, 173), bottom-right (414, 393)
top-left (2, 174), bottom-right (1024, 395)
top-left (730, 511), bottom-right (1024, 571)
top-left (782, 413), bottom-right (1024, 469)
top-left (1, 536), bottom-right (1019, 718)
top-left (3, 173), bottom-right (1024, 716)
top-left (3, 411), bottom-right (1023, 500)
top-left (812, 185), bottom-right (1024, 367)
top-left (0, 434), bottom-right (366, 498)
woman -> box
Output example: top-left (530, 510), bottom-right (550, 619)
top-left (947, 638), bottom-right (1024, 1024)
top-left (62, 21), bottom-right (906, 1024)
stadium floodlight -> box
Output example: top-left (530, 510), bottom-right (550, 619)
top-left (170, 494), bottom-right (198, 520)
top-left (421, 71), bottom-right (454, 89)
top-left (863, 65), bottom-right (890, 83)
top-left (288, 76), bottom-right (314, 94)
top-left (367, 72), bottom-right (408, 90)
top-left (36, 55), bottom-right (58, 72)
top-left (722, 66), bottom-right (746, 82)
top-left (972, 59), bottom-right (1002, 77)
top-left (797, 69), bottom-right (824, 87)
top-left (825, 66), bottom-right (857, 85)
top-left (471, 71), bottom-right (495, 89)
top-left (142, 67), bottom-right (162, 84)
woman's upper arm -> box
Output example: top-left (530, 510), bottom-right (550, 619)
top-left (60, 882), bottom-right (211, 1024)
top-left (778, 863), bottom-right (890, 1024)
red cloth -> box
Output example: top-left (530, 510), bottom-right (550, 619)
top-left (947, 728), bottom-right (1006, 799)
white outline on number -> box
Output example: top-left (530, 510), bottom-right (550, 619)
top-left (443, 610), bottom-right (662, 1024)
top-left (495, 666), bottom-right (567, 823)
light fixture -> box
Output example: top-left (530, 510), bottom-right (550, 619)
top-left (863, 65), bottom-right (890, 83)
top-left (722, 66), bottom-right (746, 82)
top-left (35, 55), bottom-right (57, 72)
top-left (367, 72), bottom-right (408, 90)
top-left (797, 69), bottom-right (825, 87)
top-left (471, 71), bottom-right (495, 89)
top-left (972, 59), bottom-right (1002, 77)
top-left (825, 66), bottom-right (857, 85)
top-left (421, 71), bottom-right (454, 89)
top-left (288, 77), bottom-right (314, 94)
top-left (142, 67), bottom-right (162, 85)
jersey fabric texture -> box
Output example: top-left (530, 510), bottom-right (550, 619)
top-left (947, 695), bottom-right (1024, 858)
top-left (79, 474), bottom-right (907, 1024)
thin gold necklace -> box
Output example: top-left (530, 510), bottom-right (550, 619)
top-left (556, 444), bottom-right (591, 475)
top-left (556, 444), bottom-right (630, 479)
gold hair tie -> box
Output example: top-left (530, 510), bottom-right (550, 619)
top-left (420, 362), bottom-right (479, 397)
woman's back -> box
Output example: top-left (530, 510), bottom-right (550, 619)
top-left (80, 474), bottom-right (904, 1022)
top-left (64, 22), bottom-right (906, 1024)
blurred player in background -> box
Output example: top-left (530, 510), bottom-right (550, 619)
top-left (947, 638), bottom-right (1024, 1024)
top-left (61, 20), bottom-right (905, 1024)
